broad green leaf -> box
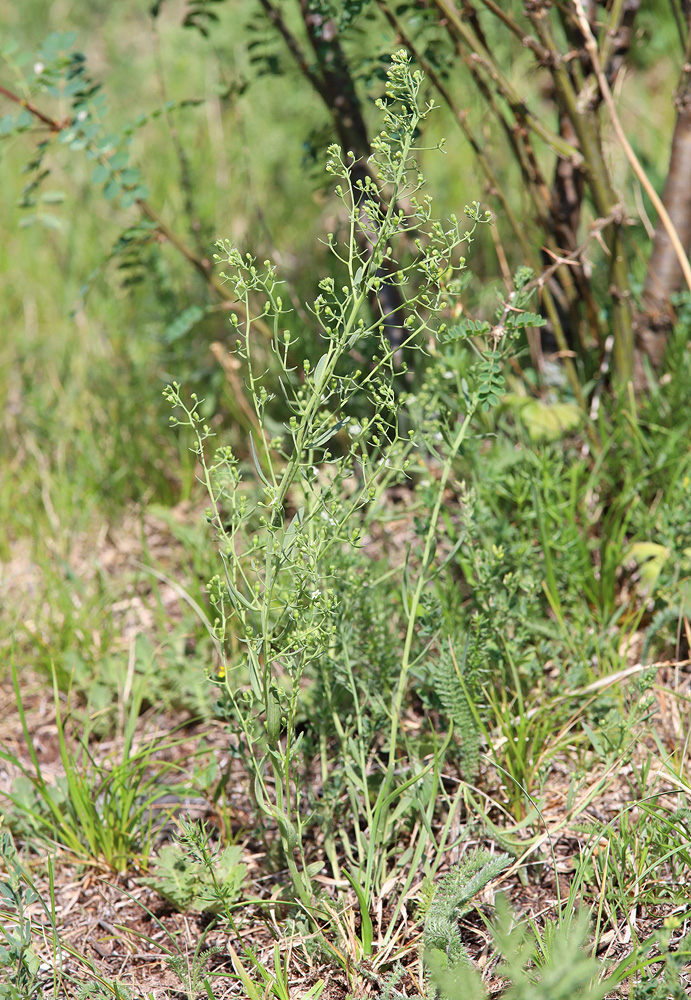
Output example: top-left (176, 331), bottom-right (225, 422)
top-left (519, 399), bottom-right (583, 442)
top-left (627, 541), bottom-right (670, 592)
top-left (103, 178), bottom-right (120, 200)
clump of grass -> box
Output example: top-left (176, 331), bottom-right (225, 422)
top-left (1, 664), bottom-right (201, 871)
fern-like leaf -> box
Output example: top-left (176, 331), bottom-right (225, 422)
top-left (424, 849), bottom-right (510, 974)
top-left (435, 620), bottom-right (489, 779)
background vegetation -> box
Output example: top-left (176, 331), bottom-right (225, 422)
top-left (1, 1), bottom-right (691, 998)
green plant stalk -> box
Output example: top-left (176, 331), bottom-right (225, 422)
top-left (270, 135), bottom-right (418, 520)
top-left (0, 830), bottom-right (66, 998)
top-left (381, 734), bottom-right (451, 948)
top-left (478, 0), bottom-right (549, 58)
top-left (524, 13), bottom-right (612, 217)
top-left (595, 0), bottom-right (629, 70)
top-left (163, 395), bottom-right (314, 907)
top-left (383, 0), bottom-right (578, 358)
top-left (377, 4), bottom-right (524, 240)
top-left (440, 9), bottom-right (554, 218)
top-left (344, 869), bottom-right (374, 956)
top-left (364, 758), bottom-right (436, 903)
top-left (359, 403), bottom-right (476, 902)
top-left (234, 86), bottom-right (426, 908)
top-left (531, 482), bottom-right (562, 621)
top-left (393, 404), bottom-right (475, 740)
top-left (326, 639), bottom-right (385, 884)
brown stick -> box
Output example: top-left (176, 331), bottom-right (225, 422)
top-left (0, 83), bottom-right (65, 130)
top-left (573, 0), bottom-right (691, 299)
top-left (637, 20), bottom-right (691, 366)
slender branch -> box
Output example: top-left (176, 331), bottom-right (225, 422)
top-left (435, 0), bottom-right (564, 234)
top-left (377, 2), bottom-right (593, 414)
top-left (298, 0), bottom-right (371, 158)
top-left (525, 4), bottom-right (635, 379)
top-left (526, 9), bottom-right (614, 213)
top-left (256, 0), bottom-right (325, 95)
top-left (542, 1), bottom-right (638, 362)
top-left (0, 80), bottom-right (273, 335)
top-left (259, 1), bottom-right (409, 348)
top-left (596, 0), bottom-right (638, 78)
top-left (432, 0), bottom-right (581, 159)
top-left (376, 2), bottom-right (531, 256)
top-left (0, 83), bottom-right (65, 130)
top-left (151, 16), bottom-right (206, 259)
top-left (532, 211), bottom-right (629, 295)
top-left (572, 0), bottom-right (691, 299)
top-left (476, 0), bottom-right (549, 61)
top-left (439, 8), bottom-right (554, 229)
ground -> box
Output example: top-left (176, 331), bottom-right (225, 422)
top-left (2, 501), bottom-right (691, 999)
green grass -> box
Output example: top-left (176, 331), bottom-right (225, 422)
top-left (1, 4), bottom-right (691, 999)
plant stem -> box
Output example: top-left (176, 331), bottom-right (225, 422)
top-left (391, 406), bottom-right (475, 748)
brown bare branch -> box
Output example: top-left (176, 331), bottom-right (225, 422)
top-left (0, 83), bottom-right (66, 131)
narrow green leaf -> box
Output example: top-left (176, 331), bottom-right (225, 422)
top-left (313, 351), bottom-right (330, 387)
top-left (307, 416), bottom-right (346, 449)
top-left (39, 190), bottom-right (66, 204)
top-left (344, 869), bottom-right (373, 955)
top-left (249, 432), bottom-right (270, 487)
top-left (38, 213), bottom-right (63, 230)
